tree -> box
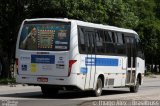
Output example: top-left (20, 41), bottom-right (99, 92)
top-left (105, 0), bottom-right (139, 28)
top-left (0, 0), bottom-right (25, 77)
top-left (0, 0), bottom-right (160, 77)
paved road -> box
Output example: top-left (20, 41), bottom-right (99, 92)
top-left (0, 76), bottom-right (160, 106)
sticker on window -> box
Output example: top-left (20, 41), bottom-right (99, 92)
top-left (58, 30), bottom-right (67, 40)
top-left (21, 64), bottom-right (27, 71)
top-left (55, 46), bottom-right (67, 49)
top-left (55, 41), bottom-right (68, 45)
top-left (31, 63), bottom-right (37, 72)
top-left (19, 22), bottom-right (71, 51)
top-left (38, 30), bottom-right (55, 49)
top-left (20, 27), bottom-right (38, 50)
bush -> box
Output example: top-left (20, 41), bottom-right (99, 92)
top-left (0, 78), bottom-right (16, 84)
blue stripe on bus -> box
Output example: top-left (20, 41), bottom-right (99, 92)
top-left (31, 55), bottom-right (55, 64)
top-left (85, 57), bottom-right (118, 66)
top-left (80, 67), bottom-right (88, 74)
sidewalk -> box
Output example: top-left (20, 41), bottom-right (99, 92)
top-left (0, 84), bottom-right (40, 92)
top-left (0, 84), bottom-right (28, 88)
top-left (144, 74), bottom-right (160, 80)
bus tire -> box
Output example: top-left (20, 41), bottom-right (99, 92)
top-left (130, 77), bottom-right (140, 93)
top-left (41, 86), bottom-right (58, 96)
top-left (94, 78), bottom-right (103, 97)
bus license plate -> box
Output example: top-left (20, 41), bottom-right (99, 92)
top-left (37, 77), bottom-right (48, 82)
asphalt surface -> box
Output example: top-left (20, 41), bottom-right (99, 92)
top-left (0, 76), bottom-right (160, 106)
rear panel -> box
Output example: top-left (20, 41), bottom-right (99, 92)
top-left (16, 20), bottom-right (71, 77)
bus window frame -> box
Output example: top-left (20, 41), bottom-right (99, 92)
top-left (19, 21), bottom-right (71, 51)
top-left (78, 26), bottom-right (138, 57)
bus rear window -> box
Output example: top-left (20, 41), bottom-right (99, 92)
top-left (19, 21), bottom-right (71, 51)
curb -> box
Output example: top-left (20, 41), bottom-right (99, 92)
top-left (0, 84), bottom-right (28, 87)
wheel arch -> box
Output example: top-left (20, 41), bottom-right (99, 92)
top-left (98, 74), bottom-right (105, 87)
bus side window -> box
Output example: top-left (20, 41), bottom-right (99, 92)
top-left (111, 32), bottom-right (115, 43)
top-left (87, 32), bottom-right (95, 54)
top-left (95, 30), bottom-right (104, 54)
top-left (78, 27), bottom-right (86, 54)
top-left (117, 32), bottom-right (124, 44)
top-left (104, 31), bottom-right (112, 42)
top-left (107, 31), bottom-right (116, 54)
top-left (116, 32), bottom-right (126, 55)
top-left (108, 31), bottom-right (113, 43)
top-left (122, 34), bottom-right (125, 44)
top-left (104, 31), bottom-right (112, 54)
top-left (83, 27), bottom-right (96, 55)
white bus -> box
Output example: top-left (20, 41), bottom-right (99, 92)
top-left (16, 18), bottom-right (145, 96)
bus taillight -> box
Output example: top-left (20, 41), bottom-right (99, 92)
top-left (68, 60), bottom-right (77, 76)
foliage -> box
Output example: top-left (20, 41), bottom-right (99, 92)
top-left (0, 0), bottom-right (160, 77)
top-left (0, 78), bottom-right (16, 84)
top-left (106, 0), bottom-right (139, 28)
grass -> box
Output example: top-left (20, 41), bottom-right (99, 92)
top-left (0, 78), bottom-right (16, 85)
top-left (145, 71), bottom-right (152, 76)
top-left (145, 70), bottom-right (160, 76)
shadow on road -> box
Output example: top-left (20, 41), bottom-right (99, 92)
top-left (0, 90), bottom-right (130, 99)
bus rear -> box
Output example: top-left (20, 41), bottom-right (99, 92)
top-left (15, 19), bottom-right (78, 88)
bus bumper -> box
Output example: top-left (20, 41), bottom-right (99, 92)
top-left (16, 74), bottom-right (83, 90)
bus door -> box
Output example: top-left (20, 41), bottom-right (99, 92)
top-left (84, 30), bottom-right (96, 89)
top-left (125, 36), bottom-right (136, 85)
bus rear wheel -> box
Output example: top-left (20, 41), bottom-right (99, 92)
top-left (130, 77), bottom-right (140, 93)
top-left (93, 78), bottom-right (103, 97)
top-left (41, 86), bottom-right (58, 96)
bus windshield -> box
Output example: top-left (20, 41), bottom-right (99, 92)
top-left (19, 21), bottom-right (71, 51)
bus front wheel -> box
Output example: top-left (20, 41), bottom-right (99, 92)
top-left (93, 78), bottom-right (103, 97)
top-left (130, 77), bottom-right (140, 93)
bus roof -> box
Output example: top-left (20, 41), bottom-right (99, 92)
top-left (24, 18), bottom-right (138, 35)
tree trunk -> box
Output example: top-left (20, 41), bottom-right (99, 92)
top-left (0, 56), bottom-right (9, 78)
